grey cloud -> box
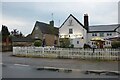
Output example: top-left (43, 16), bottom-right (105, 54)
top-left (2, 2), bottom-right (118, 35)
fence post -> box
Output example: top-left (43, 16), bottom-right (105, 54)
top-left (13, 47), bottom-right (16, 55)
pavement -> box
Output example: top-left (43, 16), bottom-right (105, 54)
top-left (2, 52), bottom-right (119, 71)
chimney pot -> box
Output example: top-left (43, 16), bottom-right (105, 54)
top-left (50, 20), bottom-right (54, 27)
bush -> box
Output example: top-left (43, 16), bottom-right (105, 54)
top-left (34, 40), bottom-right (42, 47)
top-left (60, 38), bottom-right (70, 48)
top-left (69, 44), bottom-right (74, 48)
top-left (111, 41), bottom-right (120, 48)
top-left (104, 46), bottom-right (112, 48)
top-left (83, 44), bottom-right (91, 48)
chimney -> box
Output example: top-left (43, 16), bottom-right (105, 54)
top-left (49, 20), bottom-right (54, 27)
top-left (84, 14), bottom-right (89, 32)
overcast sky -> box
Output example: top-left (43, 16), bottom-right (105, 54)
top-left (1, 0), bottom-right (119, 36)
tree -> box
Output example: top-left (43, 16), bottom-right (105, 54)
top-left (11, 29), bottom-right (24, 37)
top-left (1, 25), bottom-right (10, 42)
top-left (11, 29), bottom-right (19, 36)
top-left (1, 25), bottom-right (12, 52)
top-left (1, 25), bottom-right (10, 39)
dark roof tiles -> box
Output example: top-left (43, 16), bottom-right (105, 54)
top-left (35, 21), bottom-right (59, 35)
top-left (12, 37), bottom-right (33, 42)
top-left (89, 24), bottom-right (120, 32)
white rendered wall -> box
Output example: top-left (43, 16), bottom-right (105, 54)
top-left (87, 32), bottom-right (118, 47)
top-left (59, 16), bottom-right (87, 48)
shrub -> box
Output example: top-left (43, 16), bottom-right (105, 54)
top-left (34, 40), bottom-right (42, 47)
top-left (69, 44), bottom-right (74, 48)
top-left (104, 46), bottom-right (112, 48)
top-left (59, 38), bottom-right (70, 48)
top-left (83, 44), bottom-right (91, 48)
top-left (111, 41), bottom-right (120, 48)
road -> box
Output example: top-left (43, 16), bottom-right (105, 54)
top-left (2, 52), bottom-right (119, 78)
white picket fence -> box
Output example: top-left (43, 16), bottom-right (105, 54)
top-left (13, 47), bottom-right (120, 61)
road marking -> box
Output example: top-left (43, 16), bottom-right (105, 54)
top-left (14, 64), bottom-right (29, 67)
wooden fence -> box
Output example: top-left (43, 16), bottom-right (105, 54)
top-left (13, 47), bottom-right (120, 61)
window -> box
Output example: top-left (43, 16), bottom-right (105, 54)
top-left (104, 42), bottom-right (105, 45)
top-left (107, 33), bottom-right (109, 36)
top-left (92, 33), bottom-right (97, 36)
top-left (100, 33), bottom-right (104, 37)
top-left (69, 35), bottom-right (70, 37)
top-left (77, 41), bottom-right (79, 44)
top-left (92, 42), bottom-right (94, 45)
top-left (92, 42), bottom-right (96, 45)
top-left (106, 41), bottom-right (110, 45)
top-left (81, 37), bottom-right (84, 39)
top-left (69, 28), bottom-right (73, 34)
top-left (107, 33), bottom-right (112, 36)
top-left (95, 33), bottom-right (97, 36)
top-left (110, 33), bottom-right (112, 36)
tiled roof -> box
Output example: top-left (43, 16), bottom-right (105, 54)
top-left (35, 21), bottom-right (59, 35)
top-left (12, 37), bottom-right (33, 42)
top-left (89, 24), bottom-right (120, 32)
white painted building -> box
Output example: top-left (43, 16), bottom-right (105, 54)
top-left (88, 24), bottom-right (120, 48)
top-left (59, 14), bottom-right (120, 48)
top-left (59, 14), bottom-right (87, 48)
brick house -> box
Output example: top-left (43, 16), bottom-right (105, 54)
top-left (29, 20), bottom-right (59, 47)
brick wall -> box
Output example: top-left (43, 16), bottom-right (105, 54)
top-left (45, 34), bottom-right (59, 46)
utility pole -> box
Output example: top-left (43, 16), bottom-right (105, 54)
top-left (58, 19), bottom-right (61, 47)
